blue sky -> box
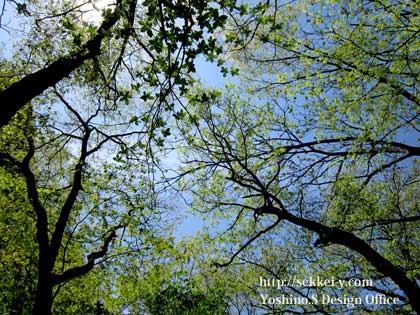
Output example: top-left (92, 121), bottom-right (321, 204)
top-left (0, 3), bottom-right (228, 240)
top-left (168, 56), bottom-right (226, 238)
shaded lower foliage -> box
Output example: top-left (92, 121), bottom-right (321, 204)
top-left (145, 280), bottom-right (229, 315)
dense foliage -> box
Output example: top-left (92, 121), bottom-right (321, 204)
top-left (0, 0), bottom-right (419, 314)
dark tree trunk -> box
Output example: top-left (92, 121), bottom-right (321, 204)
top-left (262, 205), bottom-right (420, 314)
top-left (0, 1), bottom-right (123, 128)
top-left (32, 256), bottom-right (54, 315)
top-left (287, 214), bottom-right (420, 314)
top-left (0, 57), bottom-right (87, 129)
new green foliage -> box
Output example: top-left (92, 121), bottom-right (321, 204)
top-left (175, 0), bottom-right (420, 313)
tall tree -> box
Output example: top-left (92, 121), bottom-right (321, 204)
top-left (178, 86), bottom-right (420, 313)
top-left (175, 0), bottom-right (420, 312)
top-left (0, 74), bottom-right (163, 314)
top-left (0, 0), bottom-right (240, 314)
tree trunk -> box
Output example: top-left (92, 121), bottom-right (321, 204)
top-left (283, 212), bottom-right (420, 314)
top-left (32, 262), bottom-right (54, 315)
top-left (0, 1), bottom-right (123, 128)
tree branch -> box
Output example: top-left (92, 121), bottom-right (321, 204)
top-left (214, 216), bottom-right (282, 268)
top-left (0, 0), bottom-right (125, 128)
top-left (260, 204), bottom-right (420, 313)
top-left (0, 146), bottom-right (50, 263)
top-left (52, 227), bottom-right (120, 285)
top-left (49, 127), bottom-right (91, 262)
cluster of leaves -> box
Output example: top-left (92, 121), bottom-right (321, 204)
top-left (174, 0), bottom-right (420, 314)
top-left (1, 0), bottom-right (420, 314)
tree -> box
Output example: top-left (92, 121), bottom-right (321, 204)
top-left (178, 87), bottom-right (420, 314)
top-left (0, 0), bottom-right (234, 127)
top-left (106, 234), bottom-right (231, 315)
top-left (0, 107), bottom-right (37, 315)
top-left (2, 0), bottom-right (419, 314)
top-left (175, 0), bottom-right (420, 312)
top-left (0, 0), bottom-right (241, 314)
top-left (1, 60), bottom-right (163, 314)
top-left (146, 280), bottom-right (228, 315)
top-left (0, 94), bottom-right (180, 314)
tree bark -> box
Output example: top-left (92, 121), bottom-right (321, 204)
top-left (283, 211), bottom-right (420, 314)
top-left (0, 0), bottom-right (123, 128)
top-left (32, 254), bottom-right (54, 315)
top-left (261, 205), bottom-right (420, 314)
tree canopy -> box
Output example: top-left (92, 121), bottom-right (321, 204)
top-left (0, 0), bottom-right (419, 314)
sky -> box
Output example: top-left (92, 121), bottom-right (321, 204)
top-left (74, 0), bottom-right (116, 24)
top-left (159, 55), bottom-right (226, 238)
top-left (0, 0), bottom-right (227, 240)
